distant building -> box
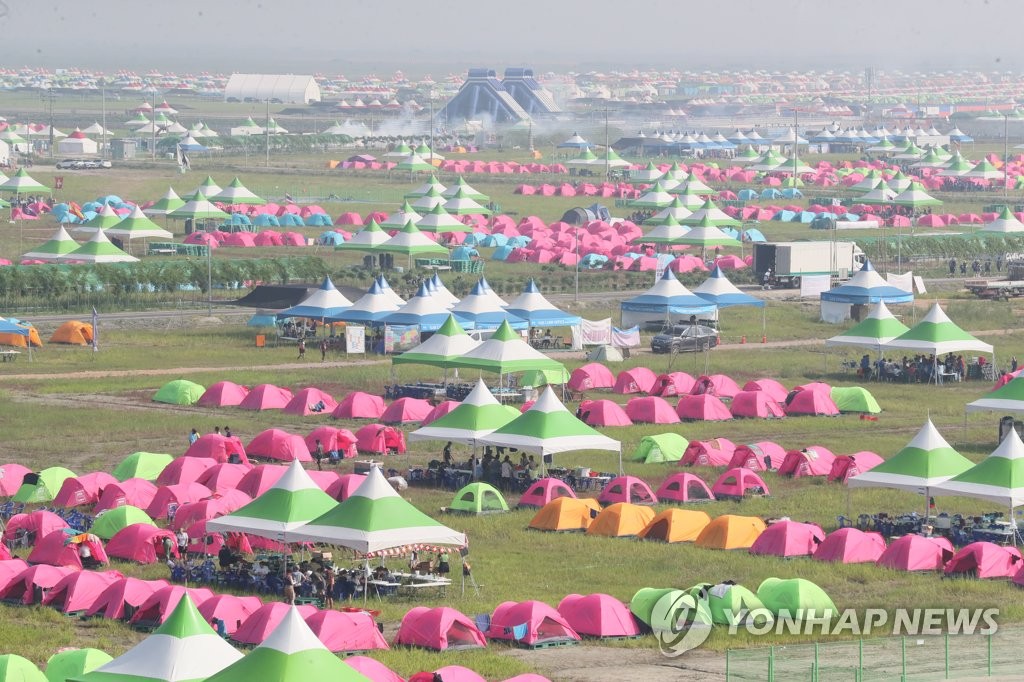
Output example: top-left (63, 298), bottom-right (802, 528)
top-left (438, 68), bottom-right (560, 124)
top-left (223, 74), bottom-right (321, 104)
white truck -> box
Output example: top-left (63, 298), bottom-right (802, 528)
top-left (753, 241), bottom-right (865, 288)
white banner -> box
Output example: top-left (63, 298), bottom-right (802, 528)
top-left (913, 275), bottom-right (927, 294)
top-left (612, 325), bottom-right (641, 348)
top-left (886, 272), bottom-right (914, 293)
top-left (345, 326), bottom-right (366, 354)
top-left (580, 318), bottom-right (612, 346)
top-left (799, 274), bottom-right (831, 299)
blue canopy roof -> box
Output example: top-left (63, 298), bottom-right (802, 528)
top-left (694, 266), bottom-right (764, 308)
top-left (820, 260), bottom-right (914, 304)
top-left (621, 268), bottom-right (716, 315)
top-left (504, 279), bottom-right (582, 327)
top-left (276, 275), bottom-right (352, 319)
top-left (380, 282), bottom-right (454, 331)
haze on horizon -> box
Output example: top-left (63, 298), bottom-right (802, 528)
top-left (3, 0), bottom-right (1020, 76)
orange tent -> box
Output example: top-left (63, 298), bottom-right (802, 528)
top-left (694, 514), bottom-right (766, 550)
top-left (49, 320), bottom-right (94, 345)
top-left (638, 509), bottom-right (712, 543)
top-left (586, 503), bottom-right (655, 538)
top-left (528, 497), bottom-right (601, 532)
top-left (0, 325), bottom-right (42, 348)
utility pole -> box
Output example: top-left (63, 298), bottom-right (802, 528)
top-left (47, 87), bottom-right (55, 158)
top-left (265, 99), bottom-right (270, 168)
top-left (100, 86), bottom-right (107, 160)
top-left (1005, 111), bottom-right (1010, 201)
top-left (150, 89), bottom-right (156, 161)
top-left (428, 88), bottom-right (434, 166)
top-left (604, 106), bottom-right (610, 180)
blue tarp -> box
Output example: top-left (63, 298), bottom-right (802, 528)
top-left (318, 231), bottom-right (345, 246)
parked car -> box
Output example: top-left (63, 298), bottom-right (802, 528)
top-left (650, 324), bottom-right (719, 354)
top-left (55, 159), bottom-right (77, 169)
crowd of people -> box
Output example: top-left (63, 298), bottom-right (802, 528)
top-left (439, 444), bottom-right (539, 492)
top-left (860, 352), bottom-right (984, 383)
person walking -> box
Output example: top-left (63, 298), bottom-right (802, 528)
top-left (297, 338), bottom-right (306, 360)
top-left (188, 429), bottom-right (199, 445)
top-left (313, 439), bottom-right (325, 471)
top-left (319, 338), bottom-right (328, 362)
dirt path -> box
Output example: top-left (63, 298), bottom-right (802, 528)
top-left (506, 646), bottom-right (726, 682)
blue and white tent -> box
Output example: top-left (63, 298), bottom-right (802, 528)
top-left (620, 268), bottom-right (716, 327)
top-left (694, 266), bottom-right (764, 308)
top-left (451, 280), bottom-right (527, 330)
top-left (381, 282), bottom-right (454, 331)
top-left (276, 276), bottom-right (352, 320)
top-left (820, 260), bottom-right (914, 305)
top-left (331, 280), bottom-right (400, 324)
top-left (504, 279), bottom-right (582, 328)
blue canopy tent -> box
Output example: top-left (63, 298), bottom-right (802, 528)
top-left (276, 275), bottom-right (353, 321)
top-left (380, 282), bottom-right (456, 332)
top-left (504, 279), bottom-right (582, 328)
top-left (450, 280), bottom-right (527, 330)
top-left (694, 265), bottom-right (766, 337)
top-left (330, 280), bottom-right (400, 324)
top-left (620, 268), bottom-right (716, 328)
top-left (820, 260), bottom-right (914, 323)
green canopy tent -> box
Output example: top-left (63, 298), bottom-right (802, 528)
top-left (168, 192), bottom-right (230, 222)
top-left (65, 230), bottom-right (139, 264)
top-left (967, 375), bottom-right (1024, 414)
top-left (643, 198), bottom-right (693, 226)
top-left (45, 649), bottom-right (113, 682)
top-left (415, 203), bottom-right (473, 233)
top-left (380, 202), bottom-right (422, 230)
top-left (143, 188), bottom-right (186, 217)
top-left (392, 314), bottom-right (479, 369)
top-left (409, 378), bottom-right (520, 446)
top-left (70, 595), bottom-right (242, 682)
top-left (22, 226), bottom-right (80, 261)
top-left (825, 301), bottom-right (910, 355)
top-left (410, 186), bottom-right (446, 212)
top-left (680, 199), bottom-right (741, 227)
top-left (203, 607), bottom-right (368, 682)
top-left (212, 178), bottom-right (266, 205)
top-left (192, 176), bottom-right (222, 198)
top-left (883, 303), bottom-right (993, 383)
top-left (74, 204), bottom-right (123, 235)
top-left (394, 153), bottom-right (435, 173)
top-left (448, 320), bottom-right (566, 375)
top-left (153, 380), bottom-right (205, 405)
top-left (334, 219), bottom-right (390, 253)
top-left (667, 182), bottom-right (708, 208)
top-left (672, 214), bottom-right (742, 249)
top-left (634, 214), bottom-right (690, 245)
top-left (111, 452), bottom-right (174, 482)
top-left (13, 466), bottom-right (76, 504)
top-left (376, 220), bottom-right (450, 259)
top-left (0, 168), bottom-right (51, 195)
top-left (105, 206), bottom-right (174, 247)
top-left (829, 386), bottom-right (881, 414)
top-left (978, 205), bottom-right (1024, 234)
top-left (629, 181), bottom-right (675, 209)
top-left (91, 506), bottom-right (156, 539)
top-left (443, 187), bottom-right (491, 216)
top-left (891, 182), bottom-right (942, 209)
top-left (404, 174), bottom-right (446, 199)
top-left (633, 433), bottom-right (689, 463)
top-left (441, 176), bottom-right (488, 202)
top-left (447, 482), bottom-right (509, 514)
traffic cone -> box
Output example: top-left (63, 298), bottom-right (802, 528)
top-left (761, 335), bottom-right (767, 344)
top-left (741, 336), bottom-right (746, 344)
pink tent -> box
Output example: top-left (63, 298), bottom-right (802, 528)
top-left (655, 473), bottom-right (715, 503)
top-left (0, 544), bottom-right (8, 561)
top-left (430, 668), bottom-right (486, 682)
top-left (813, 528), bottom-right (886, 564)
top-left (597, 476), bottom-right (658, 505)
top-left (171, 490), bottom-right (251, 531)
top-left (0, 559), bottom-right (27, 594)
top-left (236, 465), bottom-right (287, 498)
top-left (355, 424), bottom-right (407, 454)
top-left (156, 458), bottom-right (217, 486)
top-left (86, 576), bottom-right (168, 620)
top-left (748, 521), bottom-right (825, 558)
top-left (333, 392), bottom-right (386, 419)
top-left (305, 609), bottom-right (389, 652)
top-left (487, 600), bottom-right (581, 645)
top-left (94, 478), bottom-right (159, 513)
top-left (778, 447), bottom-right (836, 478)
top-left (0, 565), bottom-right (76, 604)
top-left (130, 585), bottom-right (214, 626)
top-left (2, 510), bottom-right (69, 546)
top-left (711, 468), bottom-right (771, 500)
top-left (394, 606), bottom-right (486, 650)
top-left (345, 656), bottom-right (406, 682)
top-left (714, 255), bottom-right (747, 270)
top-left (283, 387), bottom-right (339, 416)
top-left (742, 379), bottom-right (789, 403)
top-left (183, 434), bottom-right (249, 465)
top-left (567, 363), bottom-right (615, 392)
top-left (728, 442), bottom-right (787, 471)
top-left (517, 478), bottom-right (576, 509)
top-left (106, 524), bottom-right (179, 564)
top-left (246, 428), bottom-right (312, 462)
top-left (556, 593), bottom-right (640, 638)
top-left (613, 367), bottom-right (658, 394)
top-left (829, 452), bottom-right (885, 483)
top-left (305, 427), bottom-right (358, 459)
top-left (253, 231), bottom-right (283, 247)
top-left (651, 372), bottom-right (696, 397)
top-left (420, 401), bottom-right (460, 426)
top-left (381, 397), bottom-right (433, 424)
top-left (681, 438), bottom-right (736, 466)
top-left (730, 391), bottom-right (785, 419)
top-left (197, 381), bottom-right (250, 407)
top-left (41, 570), bottom-right (124, 614)
top-left (944, 543), bottom-right (1022, 579)
top-left (198, 594), bottom-right (264, 635)
top-left (579, 399), bottom-right (633, 426)
top-left (52, 472), bottom-right (118, 508)
top-left (877, 535), bottom-right (954, 572)
top-left (669, 256), bottom-right (708, 273)
top-left (690, 374), bottom-right (740, 399)
top-left (784, 389), bottom-right (840, 416)
top-left (233, 602), bottom-right (319, 645)
top-left (0, 463), bottom-right (31, 496)
top-left (335, 212), bottom-right (362, 225)
top-left (331, 474), bottom-right (367, 502)
top-left (196, 463), bottom-right (252, 494)
top-left (222, 232), bottom-right (256, 247)
top-left (28, 530), bottom-right (108, 569)
top-left (622, 395), bottom-right (679, 424)
top-left (146, 482), bottom-right (213, 519)
top-left (794, 381), bottom-right (832, 396)
top-left (676, 394), bottom-right (733, 422)
top-left (238, 384), bottom-right (293, 411)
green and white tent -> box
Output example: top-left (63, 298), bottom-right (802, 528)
top-left (979, 206), bottom-right (1024, 234)
top-left (850, 170), bottom-right (884, 192)
top-left (478, 386), bottom-right (621, 470)
top-left (934, 428), bottom-right (1024, 508)
top-left (143, 188), bottom-right (186, 217)
top-left (71, 595), bottom-right (242, 682)
top-left (105, 206), bottom-right (174, 241)
top-left (672, 215), bottom-right (742, 247)
top-left (967, 376), bottom-right (1024, 414)
top-left (204, 607), bottom-right (369, 682)
top-left (394, 153), bottom-right (434, 172)
top-left (212, 178), bottom-right (266, 205)
top-left (392, 315), bottom-right (479, 369)
top-left (891, 182), bottom-right (942, 209)
top-left (0, 168), bottom-right (51, 195)
top-left (443, 187), bottom-right (491, 216)
top-left (643, 198), bottom-right (693, 226)
top-left (334, 220), bottom-right (389, 251)
top-left (405, 174), bottom-right (446, 199)
top-left (66, 229), bottom-right (139, 264)
top-left (680, 199), bottom-right (741, 227)
top-left (23, 226), bottom-right (80, 261)
top-left (207, 459), bottom-right (338, 543)
top-left (383, 142), bottom-right (413, 159)
top-left (415, 203), bottom-right (472, 233)
top-left (667, 182), bottom-right (708, 208)
top-left (409, 378), bottom-right (519, 445)
top-left (884, 303), bottom-right (992, 357)
top-left (168, 191), bottom-right (229, 221)
top-left (74, 204), bottom-right (123, 235)
top-left (629, 162), bottom-right (663, 184)
top-left (377, 220), bottom-right (449, 256)
top-left (825, 301), bottom-right (910, 352)
top-left (292, 465), bottom-right (466, 553)
top-left (630, 181), bottom-right (674, 209)
top-left (449, 320), bottom-right (566, 374)
top-left (441, 176), bottom-right (487, 201)
top-left (635, 215), bottom-right (690, 244)
top-left (192, 176), bottom-right (222, 198)
top-left (938, 153), bottom-right (974, 177)
top-left (380, 202), bottom-right (421, 229)
top-left (409, 186), bottom-right (446, 212)
top-left (772, 155), bottom-right (815, 175)
top-left (964, 159), bottom-right (1004, 180)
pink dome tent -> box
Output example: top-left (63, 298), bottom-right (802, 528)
top-left (613, 367), bottom-right (658, 394)
top-left (305, 426), bottom-right (358, 459)
top-left (2, 510), bottom-right (69, 546)
top-left (681, 438), bottom-right (736, 466)
top-left (0, 559), bottom-right (27, 593)
top-left (784, 389), bottom-right (840, 416)
top-left (944, 543), bottom-right (1022, 579)
top-left (742, 379), bottom-right (789, 402)
top-left (232, 602), bottom-right (318, 645)
top-left (53, 472), bottom-right (118, 508)
top-left (196, 463), bottom-right (252, 494)
top-left (198, 594), bottom-right (264, 636)
top-left (129, 585), bottom-right (214, 626)
top-left (106, 524), bottom-right (180, 564)
top-left (730, 391), bottom-right (785, 419)
top-left (877, 535), bottom-right (954, 572)
top-left (0, 463), bottom-right (31, 496)
top-left (728, 442), bottom-right (787, 471)
top-left (27, 530), bottom-right (109, 569)
top-left (778, 447), bottom-right (836, 478)
top-left (246, 428), bottom-right (312, 462)
top-left (813, 528), bottom-right (886, 564)
top-left (567, 363), bottom-right (615, 392)
top-left (94, 478), bottom-right (159, 513)
top-left (183, 434), bottom-right (249, 465)
top-left (430, 667), bottom-right (487, 682)
top-left (380, 397), bottom-right (434, 424)
top-left (829, 452), bottom-right (885, 483)
top-left (156, 457), bottom-right (217, 486)
top-left (651, 372), bottom-right (696, 397)
top-left (0, 565), bottom-right (76, 604)
top-left (197, 381), bottom-right (250, 407)
top-left (84, 576), bottom-right (169, 620)
top-left (711, 468), bottom-right (771, 500)
top-left (579, 399), bottom-right (633, 426)
top-left (170, 490), bottom-right (251, 531)
top-left (420, 401), bottom-right (460, 426)
top-left (676, 395), bottom-right (733, 422)
top-left (394, 606), bottom-right (486, 650)
top-left (41, 570), bottom-right (125, 614)
top-left (655, 473), bottom-right (715, 503)
top-left (237, 384), bottom-right (293, 411)
top-left (597, 476), bottom-right (658, 506)
top-left (145, 482), bottom-right (212, 519)
top-left (690, 374), bottom-right (741, 399)
top-left (332, 392), bottom-right (386, 419)
top-left (332, 473), bottom-right (367, 501)
top-left (236, 465), bottom-right (287, 498)
top-left (305, 608), bottom-right (390, 652)
top-left (486, 600), bottom-right (581, 646)
top-left (283, 388), bottom-right (339, 416)
top-left (517, 478), bottom-right (576, 509)
top-left (355, 424), bottom-right (407, 454)
top-left (625, 396), bottom-right (680, 424)
top-left (556, 593), bottom-right (641, 638)
top-left (345, 656), bottom-right (406, 682)
top-left (748, 521), bottom-right (825, 558)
